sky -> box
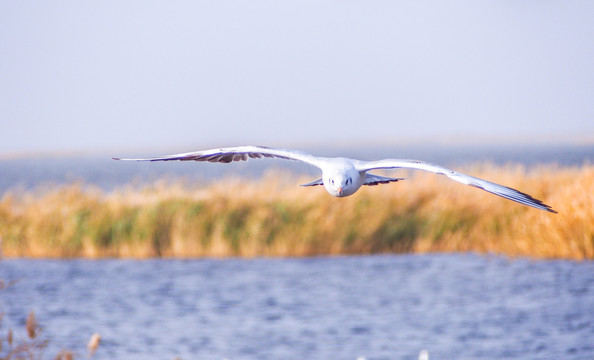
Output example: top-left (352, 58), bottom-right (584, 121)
top-left (1, 1), bottom-right (593, 155)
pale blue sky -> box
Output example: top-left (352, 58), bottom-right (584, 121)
top-left (1, 1), bottom-right (593, 154)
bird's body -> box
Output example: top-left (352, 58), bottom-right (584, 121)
top-left (113, 145), bottom-right (557, 213)
top-left (320, 157), bottom-right (365, 197)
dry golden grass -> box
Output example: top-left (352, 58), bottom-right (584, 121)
top-left (1, 279), bottom-right (96, 359)
top-left (0, 164), bottom-right (592, 260)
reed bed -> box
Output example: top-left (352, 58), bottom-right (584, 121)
top-left (0, 164), bottom-right (592, 260)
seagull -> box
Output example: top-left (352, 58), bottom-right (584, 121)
top-left (113, 145), bottom-right (556, 213)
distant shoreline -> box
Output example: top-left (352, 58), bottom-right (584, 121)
top-left (1, 142), bottom-right (593, 194)
top-left (2, 136), bottom-right (594, 160)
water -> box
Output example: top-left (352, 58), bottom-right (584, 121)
top-left (1, 144), bottom-right (593, 358)
top-left (1, 254), bottom-right (593, 360)
top-left (1, 143), bottom-right (593, 193)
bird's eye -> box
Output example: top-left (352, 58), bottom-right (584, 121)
top-left (347, 178), bottom-right (351, 185)
top-left (331, 179), bottom-right (334, 185)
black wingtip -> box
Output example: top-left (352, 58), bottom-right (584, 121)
top-left (545, 206), bottom-right (558, 214)
top-left (519, 191), bottom-right (558, 214)
top-left (468, 182), bottom-right (558, 214)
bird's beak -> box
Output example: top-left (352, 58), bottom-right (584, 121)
top-left (338, 187), bottom-right (343, 196)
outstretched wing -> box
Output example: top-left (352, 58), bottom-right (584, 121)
top-left (300, 178), bottom-right (324, 187)
top-left (355, 159), bottom-right (557, 213)
top-left (363, 173), bottom-right (404, 186)
top-left (113, 145), bottom-right (324, 169)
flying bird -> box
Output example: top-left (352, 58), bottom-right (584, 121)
top-left (113, 145), bottom-right (556, 213)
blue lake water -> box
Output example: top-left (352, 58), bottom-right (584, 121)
top-left (1, 143), bottom-right (593, 193)
top-left (1, 254), bottom-right (593, 360)
top-left (1, 144), bottom-right (593, 359)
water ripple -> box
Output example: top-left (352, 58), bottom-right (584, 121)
top-left (1, 254), bottom-right (592, 360)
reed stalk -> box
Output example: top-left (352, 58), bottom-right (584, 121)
top-left (0, 165), bottom-right (592, 260)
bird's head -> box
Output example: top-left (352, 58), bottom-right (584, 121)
top-left (324, 173), bottom-right (355, 197)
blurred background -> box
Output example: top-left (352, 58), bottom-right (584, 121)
top-left (1, 2), bottom-right (593, 360)
top-left (1, 1), bottom-right (593, 156)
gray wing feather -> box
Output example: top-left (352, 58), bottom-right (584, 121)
top-left (356, 159), bottom-right (557, 213)
top-left (113, 145), bottom-right (324, 169)
top-left (363, 173), bottom-right (404, 186)
top-left (300, 178), bottom-right (324, 187)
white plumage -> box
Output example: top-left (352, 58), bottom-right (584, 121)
top-left (114, 145), bottom-right (556, 213)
